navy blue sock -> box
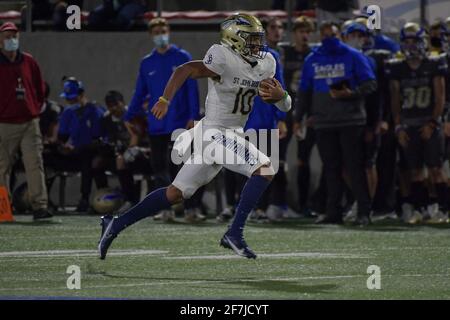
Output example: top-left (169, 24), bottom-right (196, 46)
top-left (229, 175), bottom-right (271, 236)
top-left (112, 187), bottom-right (172, 234)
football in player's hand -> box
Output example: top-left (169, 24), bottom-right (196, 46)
top-left (258, 78), bottom-right (283, 104)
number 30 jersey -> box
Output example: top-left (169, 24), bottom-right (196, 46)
top-left (202, 44), bottom-right (276, 129)
top-left (385, 55), bottom-right (448, 126)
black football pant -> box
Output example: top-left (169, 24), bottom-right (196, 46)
top-left (316, 126), bottom-right (371, 218)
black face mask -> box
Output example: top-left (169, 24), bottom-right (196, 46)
top-left (430, 37), bottom-right (443, 49)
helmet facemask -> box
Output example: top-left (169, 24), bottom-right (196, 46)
top-left (238, 31), bottom-right (268, 60)
top-left (401, 37), bottom-right (427, 59)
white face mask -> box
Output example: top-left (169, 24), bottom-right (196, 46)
top-left (3, 38), bottom-right (19, 52)
top-left (153, 34), bottom-right (169, 48)
top-left (346, 37), bottom-right (364, 50)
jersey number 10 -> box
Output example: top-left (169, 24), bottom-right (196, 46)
top-left (232, 88), bottom-right (257, 115)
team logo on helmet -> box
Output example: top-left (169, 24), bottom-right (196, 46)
top-left (220, 13), bottom-right (268, 60)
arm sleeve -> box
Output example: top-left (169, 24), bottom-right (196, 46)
top-left (202, 44), bottom-right (227, 76)
top-left (124, 62), bottom-right (148, 122)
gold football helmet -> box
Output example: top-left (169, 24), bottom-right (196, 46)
top-left (220, 13), bottom-right (268, 59)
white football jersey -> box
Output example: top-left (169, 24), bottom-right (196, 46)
top-left (202, 44), bottom-right (276, 129)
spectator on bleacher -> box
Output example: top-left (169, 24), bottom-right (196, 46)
top-left (125, 17), bottom-right (203, 222)
top-left (88, 0), bottom-right (148, 31)
top-left (57, 77), bottom-right (105, 212)
top-left (21, 0), bottom-right (84, 31)
top-left (0, 22), bottom-right (52, 220)
top-left (93, 90), bottom-right (152, 211)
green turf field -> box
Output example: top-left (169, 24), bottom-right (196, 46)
top-left (1, 215), bottom-right (450, 299)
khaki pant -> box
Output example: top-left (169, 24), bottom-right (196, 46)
top-left (0, 119), bottom-right (48, 210)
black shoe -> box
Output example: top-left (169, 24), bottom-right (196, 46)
top-left (220, 232), bottom-right (257, 259)
top-left (353, 215), bottom-right (371, 227)
top-left (76, 199), bottom-right (90, 213)
top-left (315, 214), bottom-right (343, 225)
top-left (33, 209), bottom-right (53, 221)
top-left (98, 215), bottom-right (117, 260)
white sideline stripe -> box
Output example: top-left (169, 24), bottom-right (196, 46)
top-left (164, 252), bottom-right (368, 260)
top-left (1, 274), bottom-right (449, 292)
top-left (0, 250), bottom-right (168, 258)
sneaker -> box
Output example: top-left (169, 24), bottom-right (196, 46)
top-left (217, 206), bottom-right (234, 222)
top-left (353, 215), bottom-right (371, 227)
top-left (315, 214), bottom-right (343, 225)
top-left (405, 210), bottom-right (423, 224)
top-left (401, 203), bottom-right (414, 222)
top-left (249, 209), bottom-right (269, 223)
top-left (370, 211), bottom-right (398, 222)
top-left (153, 210), bottom-right (175, 222)
top-left (281, 206), bottom-right (302, 219)
top-left (425, 210), bottom-right (449, 224)
top-left (266, 205), bottom-right (283, 222)
top-left (184, 208), bottom-right (207, 223)
top-left (98, 215), bottom-right (117, 260)
top-left (343, 203), bottom-right (357, 223)
top-left (76, 198), bottom-right (90, 213)
top-left (220, 232), bottom-right (257, 259)
top-left (33, 208), bottom-right (53, 221)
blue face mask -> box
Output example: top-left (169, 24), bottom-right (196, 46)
top-left (3, 38), bottom-right (19, 52)
top-left (321, 36), bottom-right (340, 53)
top-left (153, 34), bottom-right (169, 48)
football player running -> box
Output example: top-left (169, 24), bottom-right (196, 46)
top-left (98, 13), bottom-right (291, 259)
top-left (386, 22), bottom-right (448, 224)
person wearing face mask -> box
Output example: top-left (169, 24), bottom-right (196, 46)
top-left (296, 21), bottom-right (377, 226)
top-left (124, 18), bottom-right (202, 223)
top-left (0, 22), bottom-right (53, 221)
top-left (348, 21), bottom-right (398, 222)
top-left (342, 22), bottom-right (395, 223)
top-left (57, 77), bottom-right (105, 213)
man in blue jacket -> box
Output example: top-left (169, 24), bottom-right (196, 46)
top-left (124, 18), bottom-right (201, 222)
top-left (296, 22), bottom-right (377, 226)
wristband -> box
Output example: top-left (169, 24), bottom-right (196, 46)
top-left (158, 96), bottom-right (170, 105)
